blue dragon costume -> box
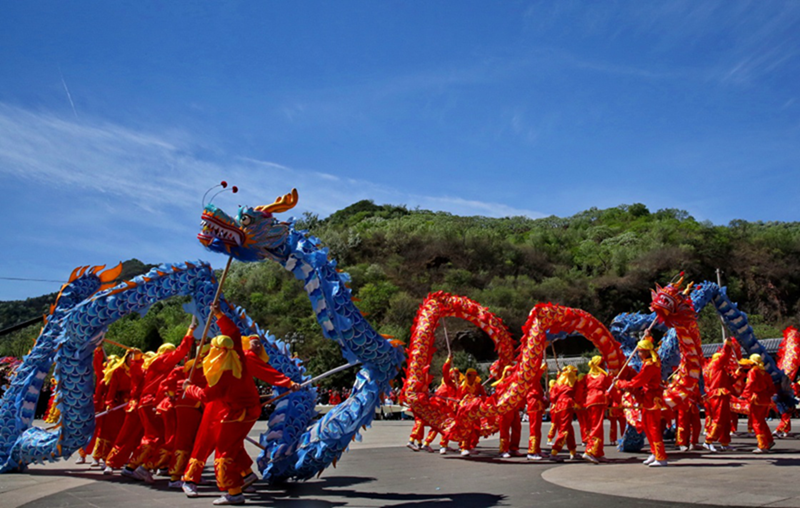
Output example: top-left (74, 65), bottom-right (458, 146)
top-left (0, 188), bottom-right (404, 482)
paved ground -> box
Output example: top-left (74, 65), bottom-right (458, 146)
top-left (2, 419), bottom-right (799, 507)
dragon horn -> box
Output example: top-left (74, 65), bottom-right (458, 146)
top-left (254, 188), bottom-right (299, 214)
top-left (683, 281), bottom-right (694, 295)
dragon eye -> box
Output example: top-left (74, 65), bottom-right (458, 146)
top-left (240, 215), bottom-right (252, 226)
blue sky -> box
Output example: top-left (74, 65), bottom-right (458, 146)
top-left (1, 1), bottom-right (799, 301)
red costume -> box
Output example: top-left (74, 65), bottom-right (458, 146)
top-left (104, 354), bottom-right (145, 470)
top-left (583, 357), bottom-right (610, 460)
top-left (618, 342), bottom-right (666, 465)
top-left (741, 356), bottom-right (776, 452)
top-left (607, 385), bottom-right (626, 444)
top-left (184, 313), bottom-right (294, 496)
top-left (526, 378), bottom-right (548, 457)
top-left (549, 366), bottom-right (577, 458)
top-left (127, 334), bottom-right (194, 473)
top-left (456, 369), bottom-right (486, 453)
top-left (703, 340), bottom-right (733, 447)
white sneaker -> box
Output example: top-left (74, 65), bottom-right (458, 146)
top-left (527, 454), bottom-right (543, 461)
top-left (75, 456), bottom-right (86, 465)
top-left (439, 447), bottom-right (448, 455)
top-left (460, 449), bottom-right (471, 456)
top-left (156, 468), bottom-right (169, 477)
top-left (182, 482), bottom-right (199, 497)
top-left (243, 485), bottom-right (256, 493)
top-left (643, 454), bottom-right (656, 465)
top-left (689, 444), bottom-right (702, 451)
top-left (422, 445), bottom-right (434, 453)
top-left (120, 467), bottom-right (136, 479)
top-left (133, 466), bottom-right (154, 484)
top-left (547, 440), bottom-right (553, 446)
top-left (103, 466), bottom-right (114, 475)
top-left (753, 448), bottom-right (767, 454)
top-left (90, 458), bottom-right (101, 468)
top-left (678, 446), bottom-right (688, 451)
top-left (213, 494), bottom-right (245, 505)
top-left (501, 452), bottom-right (511, 458)
top-left (168, 480), bottom-right (183, 489)
top-left (649, 460), bottom-right (668, 467)
top-left (582, 453), bottom-right (599, 464)
top-left (407, 442), bottom-right (420, 452)
top-left (702, 443), bottom-right (717, 453)
top-left (718, 445), bottom-right (731, 452)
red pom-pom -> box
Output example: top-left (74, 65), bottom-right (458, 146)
top-left (232, 186), bottom-right (238, 194)
top-left (220, 181), bottom-right (228, 188)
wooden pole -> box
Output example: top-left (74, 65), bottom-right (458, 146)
top-left (184, 256), bottom-right (233, 397)
top-left (442, 317), bottom-right (452, 357)
top-left (261, 361), bottom-right (361, 408)
top-left (103, 338), bottom-right (133, 351)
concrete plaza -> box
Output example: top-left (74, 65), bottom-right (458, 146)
top-left (2, 420), bottom-right (800, 508)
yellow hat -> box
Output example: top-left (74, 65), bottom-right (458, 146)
top-left (588, 355), bottom-right (607, 376)
top-left (749, 354), bottom-right (764, 368)
top-left (157, 343), bottom-right (176, 355)
top-left (203, 335), bottom-right (242, 386)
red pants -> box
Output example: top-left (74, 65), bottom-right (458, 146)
top-left (750, 403), bottom-right (774, 450)
top-left (776, 412), bottom-right (791, 434)
top-left (585, 404), bottom-right (607, 457)
top-left (169, 406), bottom-right (204, 481)
top-left (550, 409), bottom-right (576, 455)
top-left (705, 396), bottom-right (731, 446)
top-left (642, 409), bottom-right (666, 461)
top-left (183, 402), bottom-right (223, 484)
top-left (423, 429), bottom-right (449, 448)
top-left (161, 407), bottom-right (177, 454)
top-left (409, 419), bottom-right (425, 442)
top-left (676, 405), bottom-right (701, 447)
top-left (576, 409), bottom-right (589, 444)
top-left (527, 409), bottom-right (544, 455)
top-left (498, 410), bottom-right (521, 453)
top-left (93, 407), bottom-right (126, 461)
top-left (609, 412), bottom-right (625, 443)
top-left (105, 409), bottom-right (144, 469)
top-left (214, 410), bottom-right (259, 492)
top-left (128, 404), bottom-right (166, 469)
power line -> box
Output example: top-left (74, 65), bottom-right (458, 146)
top-left (0, 277), bottom-right (65, 283)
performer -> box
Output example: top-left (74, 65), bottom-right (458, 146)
top-left (494, 365), bottom-right (523, 458)
top-left (607, 384), bottom-right (626, 445)
top-left (421, 356), bottom-right (459, 454)
top-left (583, 356), bottom-right (610, 464)
top-left (168, 351), bottom-right (208, 488)
top-left (618, 337), bottom-right (667, 467)
top-left (457, 368), bottom-right (487, 456)
top-left (548, 365), bottom-right (578, 461)
top-left (526, 363), bottom-right (548, 461)
top-left (739, 354), bottom-right (776, 453)
top-left (676, 397), bottom-right (702, 451)
top-left (183, 303), bottom-right (298, 505)
top-left (123, 326), bottom-right (195, 483)
top-left (92, 353), bottom-right (127, 465)
top-left (574, 372), bottom-right (589, 445)
top-left (702, 339), bottom-right (734, 452)
top-left (546, 379), bottom-right (557, 445)
top-left (104, 349), bottom-right (146, 473)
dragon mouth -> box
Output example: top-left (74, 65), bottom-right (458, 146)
top-left (198, 213), bottom-right (245, 247)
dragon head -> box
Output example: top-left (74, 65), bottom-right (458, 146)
top-left (198, 188), bottom-right (298, 263)
top-left (649, 273), bottom-right (695, 327)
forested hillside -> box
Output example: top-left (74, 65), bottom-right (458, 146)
top-left (3, 202), bottom-right (800, 377)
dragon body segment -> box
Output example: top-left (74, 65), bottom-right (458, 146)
top-left (0, 262), bottom-right (310, 474)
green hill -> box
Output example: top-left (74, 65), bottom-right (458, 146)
top-left (2, 203), bottom-right (799, 372)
